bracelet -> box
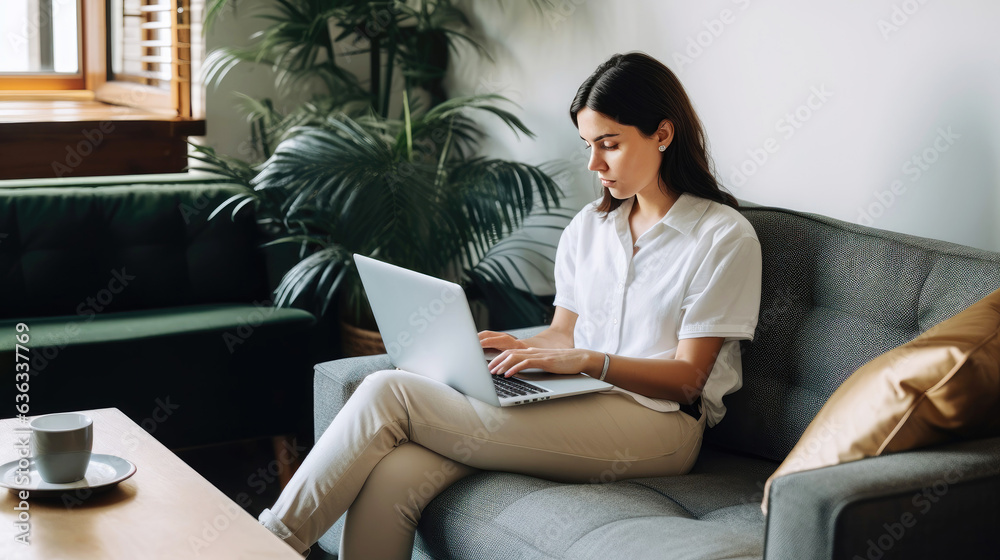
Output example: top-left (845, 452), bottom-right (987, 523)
top-left (599, 353), bottom-right (610, 382)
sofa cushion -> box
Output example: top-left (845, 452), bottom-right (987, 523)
top-left (708, 206), bottom-right (1000, 462)
top-left (0, 303), bottom-right (315, 353)
top-left (409, 444), bottom-right (776, 560)
top-left (0, 183), bottom-right (268, 318)
top-left (760, 287), bottom-right (1000, 512)
top-left (1, 303), bottom-right (317, 448)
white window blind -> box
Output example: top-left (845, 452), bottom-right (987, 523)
top-left (111, 0), bottom-right (197, 117)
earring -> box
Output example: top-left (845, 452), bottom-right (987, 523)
top-left (658, 145), bottom-right (666, 152)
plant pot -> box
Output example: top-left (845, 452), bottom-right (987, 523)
top-left (339, 320), bottom-right (387, 357)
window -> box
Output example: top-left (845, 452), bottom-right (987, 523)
top-left (0, 0), bottom-right (205, 179)
top-left (107, 0), bottom-right (194, 117)
top-left (0, 0), bottom-right (200, 116)
top-left (114, 0), bottom-right (173, 84)
top-left (0, 0), bottom-right (84, 89)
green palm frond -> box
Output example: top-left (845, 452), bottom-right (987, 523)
top-left (465, 209), bottom-right (575, 326)
top-left (204, 1), bottom-right (366, 99)
top-left (205, 0), bottom-right (237, 31)
top-left (248, 95), bottom-right (566, 319)
top-left (186, 142), bottom-right (255, 187)
top-left (424, 95), bottom-right (534, 139)
top-left (251, 117), bottom-right (461, 275)
top-left (202, 47), bottom-right (259, 89)
top-left (203, 0), bottom-right (569, 326)
top-left (449, 158), bottom-right (561, 258)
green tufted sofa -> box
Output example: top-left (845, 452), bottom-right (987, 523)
top-left (0, 176), bottom-right (317, 449)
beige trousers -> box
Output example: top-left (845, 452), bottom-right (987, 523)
top-left (259, 368), bottom-right (706, 559)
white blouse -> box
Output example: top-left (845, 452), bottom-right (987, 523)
top-left (553, 193), bottom-right (762, 427)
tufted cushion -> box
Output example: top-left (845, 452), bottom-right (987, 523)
top-left (760, 287), bottom-right (1000, 513)
top-left (0, 183), bottom-right (268, 318)
top-left (314, 444), bottom-right (777, 560)
top-left (411, 445), bottom-right (775, 560)
top-left (708, 206), bottom-right (1000, 462)
top-left (0, 303), bottom-right (314, 353)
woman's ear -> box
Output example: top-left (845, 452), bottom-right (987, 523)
top-left (657, 119), bottom-right (675, 148)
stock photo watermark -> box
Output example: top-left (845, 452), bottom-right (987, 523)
top-left (188, 438), bottom-right (308, 553)
top-left (853, 466), bottom-right (965, 560)
top-left (29, 268), bottom-right (136, 374)
top-left (3, 0), bottom-right (77, 57)
top-left (539, 0), bottom-right (590, 31)
top-left (855, 126), bottom-right (959, 226)
top-left (399, 454), bottom-right (466, 517)
top-left (450, 404), bottom-right (509, 465)
top-left (877, 0), bottom-right (934, 40)
top-left (672, 0), bottom-right (753, 73)
top-left (776, 417), bottom-right (843, 475)
top-left (178, 190), bottom-right (219, 224)
top-left (48, 83), bottom-right (156, 177)
top-left (12, 323), bottom-right (32, 545)
top-left (530, 449), bottom-right (639, 549)
top-left (381, 285), bottom-right (462, 359)
top-left (51, 122), bottom-right (115, 178)
top-left (473, 72), bottom-right (521, 102)
top-left (330, 2), bottom-right (407, 65)
top-left (222, 300), bottom-right (281, 353)
top-left (728, 84), bottom-right (835, 188)
top-left (50, 397), bottom-right (180, 509)
top-left (119, 396), bottom-right (181, 452)
top-left (381, 124), bottom-right (456, 188)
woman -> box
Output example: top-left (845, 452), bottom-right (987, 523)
top-left (258, 52), bottom-right (762, 559)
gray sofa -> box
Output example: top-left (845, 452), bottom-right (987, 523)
top-left (312, 204), bottom-right (1000, 559)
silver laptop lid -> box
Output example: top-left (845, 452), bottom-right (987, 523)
top-left (354, 254), bottom-right (502, 406)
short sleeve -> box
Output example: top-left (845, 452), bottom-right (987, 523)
top-left (552, 215), bottom-right (579, 314)
top-left (678, 234), bottom-right (762, 341)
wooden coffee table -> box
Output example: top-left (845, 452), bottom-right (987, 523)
top-left (0, 408), bottom-right (302, 559)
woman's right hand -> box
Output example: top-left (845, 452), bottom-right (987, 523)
top-left (478, 330), bottom-right (529, 351)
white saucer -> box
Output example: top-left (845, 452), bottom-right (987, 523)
top-left (0, 453), bottom-right (137, 497)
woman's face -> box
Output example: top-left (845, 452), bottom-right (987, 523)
top-left (576, 107), bottom-right (672, 201)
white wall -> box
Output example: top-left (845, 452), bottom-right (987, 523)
top-left (202, 1), bottom-right (391, 164)
top-left (202, 0), bottom-right (316, 165)
top-left (202, 0), bottom-right (1000, 294)
top-left (443, 0), bottom-right (1000, 254)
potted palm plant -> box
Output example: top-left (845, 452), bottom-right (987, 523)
top-left (196, 0), bottom-right (570, 354)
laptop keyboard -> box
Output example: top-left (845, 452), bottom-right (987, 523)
top-left (492, 375), bottom-right (551, 399)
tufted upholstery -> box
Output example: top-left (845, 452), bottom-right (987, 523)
top-left (413, 445), bottom-right (773, 560)
top-left (710, 206), bottom-right (1000, 462)
top-left (0, 181), bottom-right (317, 447)
top-left (0, 183), bottom-right (268, 318)
top-left (312, 204), bottom-right (1000, 559)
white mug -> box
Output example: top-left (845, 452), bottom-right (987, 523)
top-left (30, 412), bottom-right (94, 484)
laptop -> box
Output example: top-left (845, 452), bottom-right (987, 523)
top-left (354, 254), bottom-right (613, 407)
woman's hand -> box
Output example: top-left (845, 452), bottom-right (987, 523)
top-left (487, 347), bottom-right (602, 378)
top-left (478, 330), bottom-right (528, 351)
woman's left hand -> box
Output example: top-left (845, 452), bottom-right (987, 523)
top-left (488, 347), bottom-right (600, 378)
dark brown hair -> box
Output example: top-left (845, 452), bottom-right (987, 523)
top-left (570, 52), bottom-right (737, 213)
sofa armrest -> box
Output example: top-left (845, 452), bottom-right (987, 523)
top-left (313, 354), bottom-right (394, 440)
top-left (764, 436), bottom-right (1000, 560)
top-left (313, 325), bottom-right (548, 441)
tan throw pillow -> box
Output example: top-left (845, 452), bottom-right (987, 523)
top-left (761, 287), bottom-right (1000, 514)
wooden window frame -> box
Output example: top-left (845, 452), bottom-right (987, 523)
top-left (0, 0), bottom-right (200, 118)
top-left (0, 0), bottom-right (205, 180)
top-left (0, 0), bottom-right (87, 91)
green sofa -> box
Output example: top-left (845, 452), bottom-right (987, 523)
top-left (0, 176), bottom-right (317, 449)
